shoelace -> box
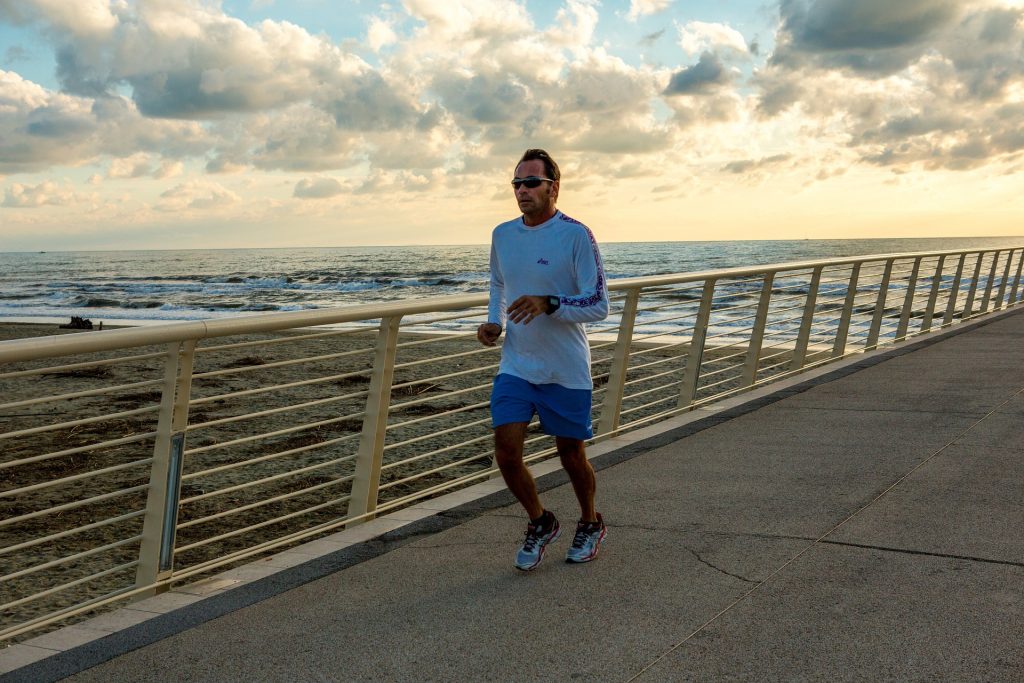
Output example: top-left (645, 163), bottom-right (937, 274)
top-left (522, 524), bottom-right (542, 552)
top-left (571, 524), bottom-right (597, 549)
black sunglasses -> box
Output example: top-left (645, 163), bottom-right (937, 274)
top-left (511, 176), bottom-right (554, 189)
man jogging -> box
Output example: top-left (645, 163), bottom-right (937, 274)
top-left (477, 148), bottom-right (609, 571)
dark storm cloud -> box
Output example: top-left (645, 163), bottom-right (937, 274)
top-left (780, 0), bottom-right (959, 52)
top-left (55, 44), bottom-right (113, 98)
top-left (770, 0), bottom-right (964, 75)
top-left (129, 70), bottom-right (251, 119)
top-left (664, 52), bottom-right (730, 95)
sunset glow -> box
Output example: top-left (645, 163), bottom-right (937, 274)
top-left (1, 0), bottom-right (1022, 250)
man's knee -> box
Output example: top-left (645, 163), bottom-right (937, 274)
top-left (556, 437), bottom-right (587, 466)
top-left (494, 423), bottom-right (527, 467)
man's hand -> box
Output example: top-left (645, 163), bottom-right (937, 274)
top-left (507, 295), bottom-right (550, 325)
top-left (477, 322), bottom-right (502, 346)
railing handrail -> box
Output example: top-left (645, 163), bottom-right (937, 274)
top-left (607, 246), bottom-right (1016, 288)
top-left (0, 294), bottom-right (488, 363)
top-left (3, 246), bottom-right (1019, 364)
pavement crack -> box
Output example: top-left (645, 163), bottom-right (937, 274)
top-left (681, 546), bottom-right (758, 584)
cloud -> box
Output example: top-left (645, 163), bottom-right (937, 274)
top-left (294, 176), bottom-right (344, 199)
top-left (366, 17), bottom-right (397, 52)
top-left (0, 69), bottom-right (210, 173)
top-left (352, 169), bottom-right (433, 195)
top-left (754, 1), bottom-right (1024, 173)
top-left (627, 0), bottom-right (674, 22)
top-left (3, 180), bottom-right (79, 207)
top-left (640, 28), bottom-right (666, 47)
top-left (772, 0), bottom-right (964, 74)
top-left (678, 21), bottom-right (748, 57)
top-left (721, 154), bottom-right (792, 174)
top-left (157, 180), bottom-right (240, 211)
top-left (108, 153), bottom-right (152, 179)
top-left (3, 45), bottom-right (33, 65)
top-left (15, 0), bottom-right (418, 129)
top-left (664, 52), bottom-right (731, 95)
top-left (782, 0), bottom-right (960, 51)
top-left (0, 0), bottom-right (118, 37)
top-left (154, 159), bottom-right (183, 179)
top-left (5, 0), bottom-right (1019, 213)
top-left (560, 55), bottom-right (653, 114)
top-left (3, 0), bottom-right (685, 180)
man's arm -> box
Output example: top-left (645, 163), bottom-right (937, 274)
top-left (478, 237), bottom-right (506, 346)
top-left (549, 226), bottom-right (609, 323)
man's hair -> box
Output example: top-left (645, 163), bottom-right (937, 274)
top-left (517, 148), bottom-right (560, 182)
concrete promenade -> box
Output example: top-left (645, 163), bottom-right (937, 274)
top-left (4, 307), bottom-right (1023, 681)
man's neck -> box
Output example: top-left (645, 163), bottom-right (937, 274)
top-left (522, 207), bottom-right (557, 227)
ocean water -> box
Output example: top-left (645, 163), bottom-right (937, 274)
top-left (1, 237), bottom-right (1021, 330)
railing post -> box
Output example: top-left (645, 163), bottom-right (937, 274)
top-left (832, 263), bottom-right (861, 358)
top-left (790, 267), bottom-right (822, 371)
top-left (678, 279), bottom-right (717, 409)
top-left (1010, 249), bottom-right (1024, 305)
top-left (866, 259), bottom-right (894, 351)
top-left (962, 252), bottom-right (985, 320)
top-left (742, 273), bottom-right (775, 387)
top-left (994, 249), bottom-right (1014, 310)
top-left (348, 315), bottom-right (402, 524)
top-left (597, 288), bottom-right (641, 436)
top-left (980, 250), bottom-right (1001, 313)
top-left (135, 340), bottom-right (196, 596)
top-left (920, 255), bottom-right (946, 333)
top-left (896, 257), bottom-right (922, 341)
top-left (943, 254), bottom-right (967, 326)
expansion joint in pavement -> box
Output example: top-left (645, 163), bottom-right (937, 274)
top-left (817, 539), bottom-right (1024, 568)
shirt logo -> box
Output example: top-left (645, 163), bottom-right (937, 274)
top-left (537, 258), bottom-right (549, 265)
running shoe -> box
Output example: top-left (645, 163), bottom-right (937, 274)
top-left (514, 511), bottom-right (560, 571)
top-left (565, 513), bottom-right (606, 564)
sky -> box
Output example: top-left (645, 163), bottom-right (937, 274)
top-left (1, 0), bottom-right (1023, 251)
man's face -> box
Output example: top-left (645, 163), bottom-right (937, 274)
top-left (513, 159), bottom-right (558, 216)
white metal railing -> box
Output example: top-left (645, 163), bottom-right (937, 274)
top-left (1, 246), bottom-right (1022, 642)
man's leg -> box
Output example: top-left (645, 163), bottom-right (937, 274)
top-left (556, 436), bottom-right (596, 522)
top-left (494, 422), bottom-right (544, 519)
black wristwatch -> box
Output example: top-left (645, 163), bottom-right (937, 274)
top-left (546, 295), bottom-right (560, 314)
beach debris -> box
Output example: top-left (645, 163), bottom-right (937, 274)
top-left (59, 316), bottom-right (94, 330)
top-left (223, 355), bottom-right (268, 368)
top-left (42, 365), bottom-right (114, 379)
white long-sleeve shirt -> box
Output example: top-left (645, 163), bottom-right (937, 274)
top-left (487, 210), bottom-right (609, 389)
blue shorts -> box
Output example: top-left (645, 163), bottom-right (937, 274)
top-left (490, 373), bottom-right (593, 440)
